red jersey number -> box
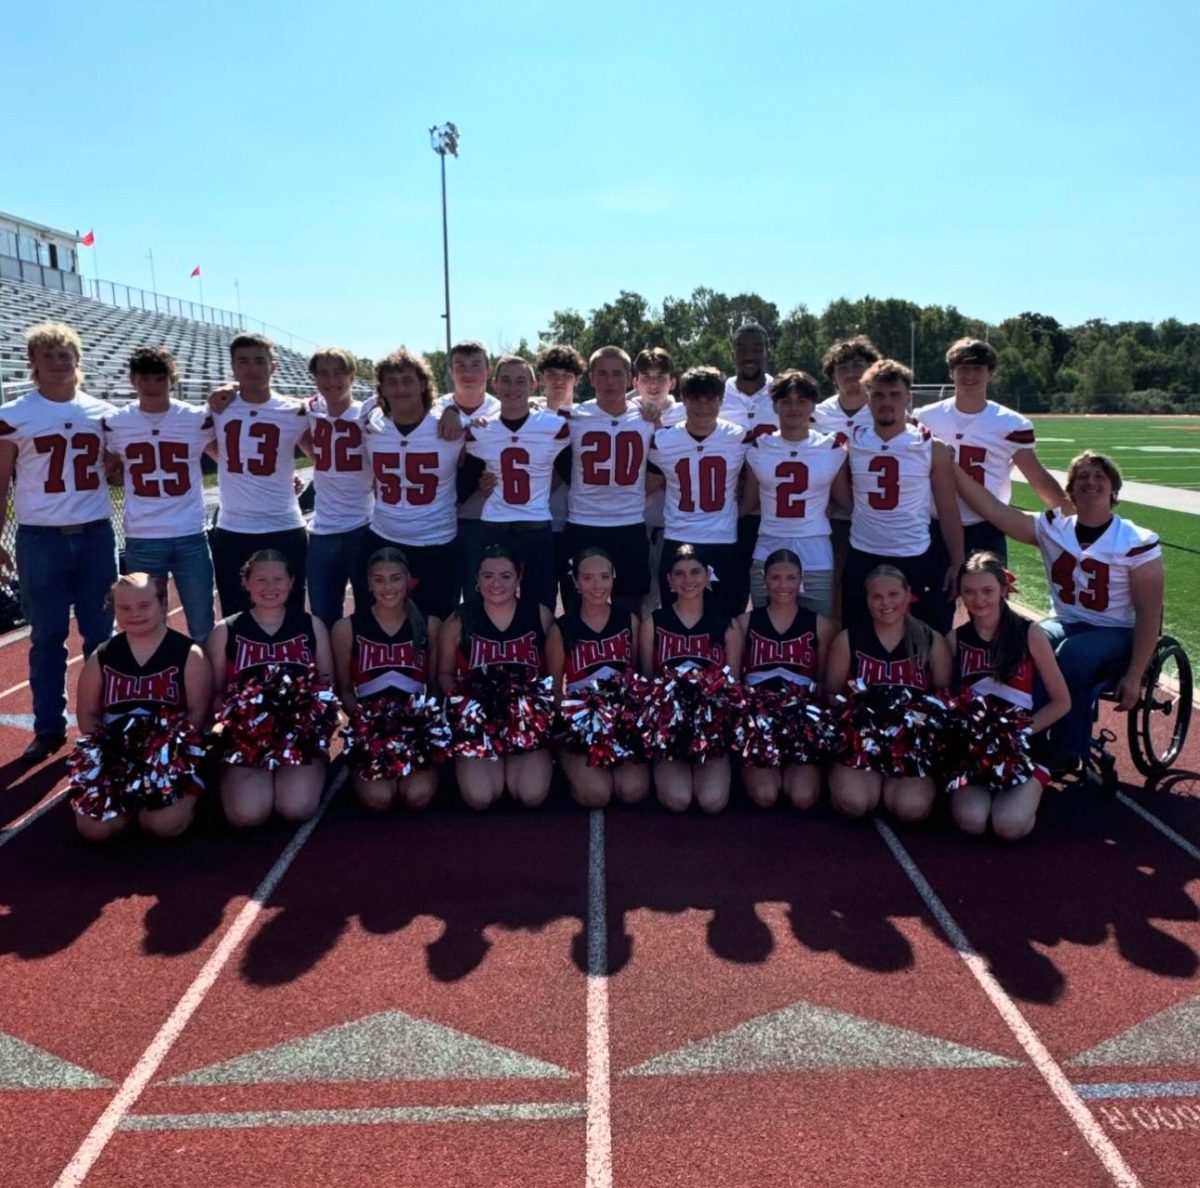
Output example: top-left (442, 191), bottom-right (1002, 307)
top-left (311, 418), bottom-right (363, 472)
top-left (1049, 550), bottom-right (1111, 613)
top-left (499, 448), bottom-right (532, 505)
top-left (223, 420), bottom-right (281, 477)
top-left (774, 461), bottom-right (809, 518)
top-left (579, 430), bottom-right (644, 486)
top-left (372, 452), bottom-right (439, 505)
top-left (126, 440), bottom-right (191, 497)
top-left (958, 444), bottom-right (987, 485)
top-left (866, 455), bottom-right (900, 511)
top-left (675, 456), bottom-right (727, 514)
top-left (34, 432), bottom-right (101, 494)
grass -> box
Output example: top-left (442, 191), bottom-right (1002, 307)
top-left (1027, 415), bottom-right (1200, 490)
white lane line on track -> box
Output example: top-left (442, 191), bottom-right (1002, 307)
top-left (586, 808), bottom-right (613, 1188)
top-left (1117, 792), bottom-right (1200, 864)
top-left (52, 766), bottom-right (345, 1188)
top-left (0, 607), bottom-right (184, 703)
top-left (875, 820), bottom-right (1144, 1188)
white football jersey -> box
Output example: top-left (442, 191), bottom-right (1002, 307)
top-left (565, 402), bottom-right (655, 527)
top-left (211, 394), bottom-right (309, 533)
top-left (433, 392), bottom-right (502, 521)
top-left (1035, 510), bottom-right (1161, 629)
top-left (104, 400), bottom-right (214, 539)
top-left (465, 408), bottom-right (571, 523)
top-left (0, 389), bottom-right (114, 525)
top-left (632, 396), bottom-right (686, 530)
top-left (305, 396), bottom-right (372, 535)
top-left (649, 419), bottom-right (749, 544)
top-left (812, 395), bottom-right (873, 437)
top-left (365, 411), bottom-right (463, 546)
top-left (746, 430), bottom-right (847, 570)
top-left (720, 376), bottom-right (772, 430)
top-left (915, 399), bottom-right (1036, 525)
top-left (848, 423), bottom-right (935, 557)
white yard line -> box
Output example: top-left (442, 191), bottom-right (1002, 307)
top-left (876, 820), bottom-right (1143, 1188)
top-left (586, 808), bottom-right (613, 1188)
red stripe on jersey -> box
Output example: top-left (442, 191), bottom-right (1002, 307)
top-left (1006, 428), bottom-right (1036, 444)
top-left (1127, 541), bottom-right (1159, 556)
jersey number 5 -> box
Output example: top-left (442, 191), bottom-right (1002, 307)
top-left (126, 441), bottom-right (191, 497)
top-left (372, 452), bottom-right (438, 505)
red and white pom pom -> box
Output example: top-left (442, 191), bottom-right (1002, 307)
top-left (640, 664), bottom-right (746, 763)
top-left (70, 711), bottom-right (206, 822)
top-left (738, 684), bottom-right (834, 769)
top-left (557, 672), bottom-right (652, 769)
top-left (217, 665), bottom-right (341, 769)
top-left (830, 682), bottom-right (952, 778)
top-left (943, 692), bottom-right (1038, 794)
top-left (446, 669), bottom-right (556, 758)
top-left (344, 691), bottom-right (452, 781)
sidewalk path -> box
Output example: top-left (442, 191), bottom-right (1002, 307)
top-left (1015, 471), bottom-right (1200, 515)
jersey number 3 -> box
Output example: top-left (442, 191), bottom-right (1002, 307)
top-left (866, 455), bottom-right (900, 510)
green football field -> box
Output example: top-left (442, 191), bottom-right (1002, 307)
top-left (1005, 416), bottom-right (1199, 657)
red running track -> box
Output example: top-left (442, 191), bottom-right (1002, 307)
top-left (0, 620), bottom-right (1196, 1187)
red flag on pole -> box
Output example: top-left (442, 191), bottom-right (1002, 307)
top-left (190, 265), bottom-right (201, 277)
top-left (81, 231), bottom-right (95, 247)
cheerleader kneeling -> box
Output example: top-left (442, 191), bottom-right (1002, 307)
top-left (947, 552), bottom-right (1070, 840)
top-left (332, 547), bottom-right (445, 812)
top-left (740, 549), bottom-right (834, 810)
top-left (825, 565), bottom-right (952, 822)
top-left (638, 544), bottom-right (745, 814)
top-left (71, 573), bottom-right (211, 842)
top-left (546, 548), bottom-right (649, 808)
top-left (437, 545), bottom-right (555, 809)
top-left (206, 550), bottom-right (338, 828)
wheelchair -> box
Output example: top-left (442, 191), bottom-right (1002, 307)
top-left (1084, 635), bottom-right (1193, 795)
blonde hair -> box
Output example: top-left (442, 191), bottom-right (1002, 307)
top-left (25, 322), bottom-right (84, 388)
top-left (308, 345), bottom-right (357, 376)
top-left (865, 564), bottom-right (931, 671)
top-left (107, 571), bottom-right (167, 611)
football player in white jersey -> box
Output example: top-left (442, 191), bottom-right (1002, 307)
top-left (434, 340), bottom-right (500, 595)
top-left (535, 343), bottom-right (585, 609)
top-left (209, 334), bottom-right (311, 617)
top-left (0, 322), bottom-right (117, 762)
top-left (953, 450), bottom-right (1164, 773)
top-left (915, 338), bottom-right (1068, 564)
top-left (563, 347), bottom-right (655, 614)
top-left (843, 359), bottom-right (964, 634)
top-left (649, 366), bottom-right (752, 618)
top-left (464, 354), bottom-right (570, 609)
top-left (812, 336), bottom-right (883, 629)
top-left (303, 347), bottom-right (373, 627)
top-left (364, 350), bottom-right (464, 619)
top-left (741, 370), bottom-right (849, 617)
top-left (105, 347), bottom-right (216, 642)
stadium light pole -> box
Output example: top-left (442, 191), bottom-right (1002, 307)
top-left (429, 122), bottom-right (459, 359)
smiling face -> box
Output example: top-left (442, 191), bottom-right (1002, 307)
top-left (958, 570), bottom-right (1004, 623)
top-left (113, 581), bottom-right (165, 636)
top-left (30, 341), bottom-right (80, 395)
top-left (734, 333), bottom-right (768, 384)
top-left (369, 561), bottom-right (410, 611)
top-left (493, 362), bottom-right (535, 415)
top-left (477, 557), bottom-right (520, 605)
top-left (573, 554), bottom-right (614, 607)
top-left (1068, 460), bottom-right (1118, 515)
top-left (866, 574), bottom-right (909, 628)
top-left (774, 390), bottom-right (815, 438)
top-left (313, 357), bottom-right (355, 405)
top-left (449, 350), bottom-right (489, 403)
top-left (243, 559), bottom-right (293, 610)
top-left (765, 560), bottom-right (802, 606)
top-left (667, 557), bottom-right (708, 600)
top-left (380, 366), bottom-right (426, 423)
top-left (231, 345), bottom-right (276, 397)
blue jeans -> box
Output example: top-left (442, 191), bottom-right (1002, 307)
top-left (17, 520), bottom-right (117, 736)
top-left (307, 525), bottom-right (370, 628)
top-left (125, 531), bottom-right (215, 642)
top-left (1036, 616), bottom-right (1133, 764)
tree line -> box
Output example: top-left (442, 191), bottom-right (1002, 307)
top-left (362, 290), bottom-right (1200, 414)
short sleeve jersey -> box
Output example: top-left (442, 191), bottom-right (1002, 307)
top-left (0, 389), bottom-right (114, 525)
top-left (349, 608), bottom-right (428, 698)
top-left (812, 397), bottom-right (872, 522)
top-left (365, 411), bottom-right (463, 546)
top-left (432, 392), bottom-right (502, 522)
top-left (744, 605), bottom-right (819, 689)
top-left (746, 430), bottom-right (847, 569)
top-left (211, 394), bottom-right (309, 533)
top-left (914, 399), bottom-right (1036, 525)
top-left (720, 376), bottom-right (772, 431)
top-left (103, 400), bottom-right (214, 539)
top-left (954, 619), bottom-right (1035, 711)
top-left (565, 402), bottom-right (655, 527)
top-left (636, 395), bottom-right (687, 530)
top-left (848, 423), bottom-right (935, 557)
top-left (649, 419), bottom-right (750, 544)
top-left (465, 409), bottom-right (570, 523)
top-left (306, 396), bottom-right (372, 535)
top-left (1035, 510), bottom-right (1161, 629)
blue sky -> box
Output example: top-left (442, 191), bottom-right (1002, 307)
top-left (8, 0), bottom-right (1198, 361)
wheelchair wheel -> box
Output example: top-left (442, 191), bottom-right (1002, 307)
top-left (1128, 636), bottom-right (1193, 777)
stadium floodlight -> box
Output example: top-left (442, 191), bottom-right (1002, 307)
top-left (429, 122), bottom-right (460, 359)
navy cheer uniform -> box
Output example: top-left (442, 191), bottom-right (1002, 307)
top-left (97, 629), bottom-right (192, 724)
top-left (848, 624), bottom-right (930, 691)
top-left (557, 606), bottom-right (634, 692)
top-left (651, 601), bottom-right (727, 672)
top-left (744, 606), bottom-right (819, 690)
top-left (954, 620), bottom-right (1035, 710)
top-left (350, 609), bottom-right (428, 698)
top-left (457, 598), bottom-right (546, 678)
top-left (224, 607), bottom-right (318, 682)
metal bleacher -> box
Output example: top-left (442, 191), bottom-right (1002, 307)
top-left (0, 275), bottom-right (322, 401)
